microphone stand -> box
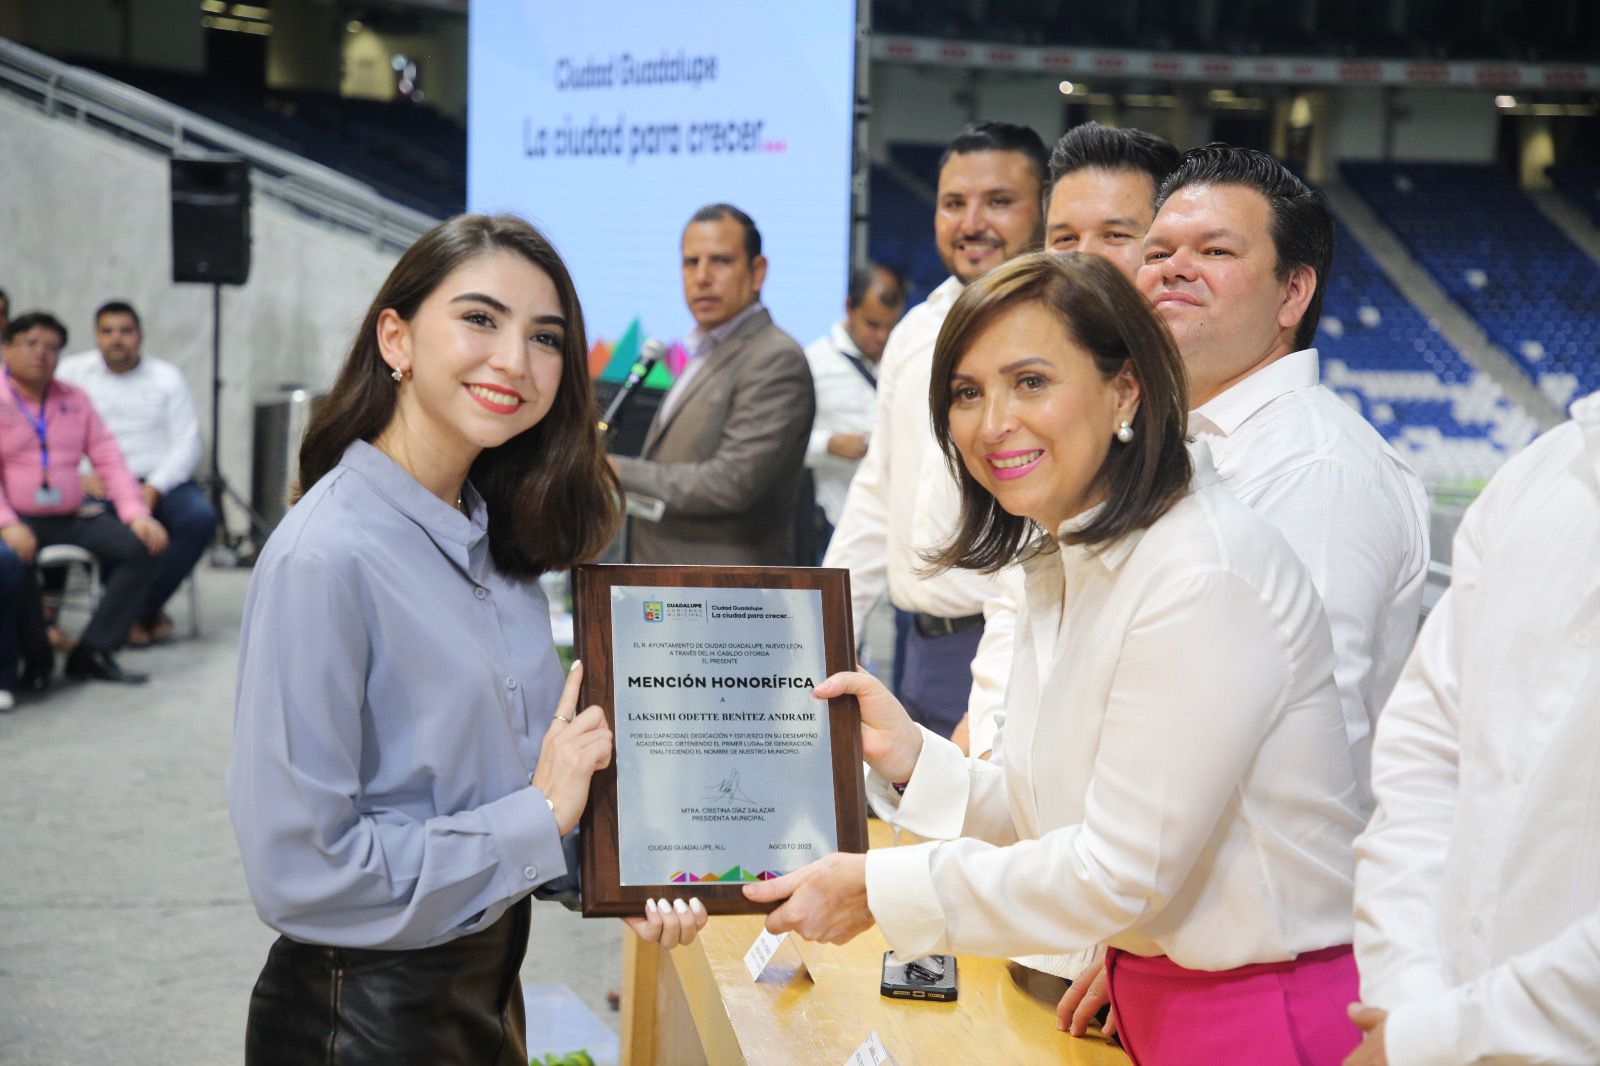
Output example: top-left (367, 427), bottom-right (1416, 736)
top-left (597, 343), bottom-right (664, 442)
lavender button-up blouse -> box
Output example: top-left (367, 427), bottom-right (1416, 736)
top-left (227, 440), bottom-right (568, 949)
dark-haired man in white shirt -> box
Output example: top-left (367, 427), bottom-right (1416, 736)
top-left (1059, 144), bottom-right (1431, 1039)
top-left (58, 301), bottom-right (216, 645)
top-left (1137, 146), bottom-right (1430, 795)
top-left (824, 121), bottom-right (1048, 741)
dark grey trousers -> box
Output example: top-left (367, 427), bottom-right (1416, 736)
top-left (19, 512), bottom-right (160, 652)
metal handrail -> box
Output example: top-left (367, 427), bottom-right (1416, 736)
top-left (0, 37), bottom-right (439, 253)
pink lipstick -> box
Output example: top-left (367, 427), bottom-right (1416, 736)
top-left (987, 448), bottom-right (1043, 481)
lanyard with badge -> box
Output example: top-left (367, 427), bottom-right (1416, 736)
top-left (3, 368), bottom-right (61, 507)
top-left (835, 343), bottom-right (878, 391)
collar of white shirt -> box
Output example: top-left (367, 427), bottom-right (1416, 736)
top-left (65, 352), bottom-right (134, 378)
top-left (1026, 438), bottom-right (1224, 582)
top-left (927, 276), bottom-right (964, 313)
top-left (1191, 348), bottom-right (1319, 437)
top-left (829, 321), bottom-right (865, 361)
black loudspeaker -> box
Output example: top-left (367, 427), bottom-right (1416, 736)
top-left (171, 156), bottom-right (252, 285)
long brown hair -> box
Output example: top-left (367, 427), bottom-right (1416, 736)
top-left (926, 252), bottom-right (1191, 573)
top-left (297, 213), bottom-right (619, 578)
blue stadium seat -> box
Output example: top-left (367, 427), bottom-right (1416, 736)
top-left (867, 159), bottom-right (945, 303)
top-left (1546, 165), bottom-right (1600, 227)
top-left (1313, 208), bottom-right (1537, 487)
top-left (1342, 161), bottom-right (1600, 407)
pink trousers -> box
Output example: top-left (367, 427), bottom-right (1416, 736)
top-left (1104, 944), bottom-right (1360, 1066)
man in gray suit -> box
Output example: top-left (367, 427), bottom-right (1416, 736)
top-left (612, 204), bottom-right (814, 565)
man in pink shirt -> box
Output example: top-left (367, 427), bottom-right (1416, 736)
top-left (1, 311), bottom-right (168, 693)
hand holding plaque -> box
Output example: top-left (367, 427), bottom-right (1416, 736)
top-left (530, 662), bottom-right (612, 836)
top-left (573, 564), bottom-right (868, 917)
top-left (742, 850), bottom-right (873, 944)
top-left (818, 666), bottom-right (926, 784)
top-left (740, 669), bottom-right (913, 944)
top-left (624, 895), bottom-right (710, 947)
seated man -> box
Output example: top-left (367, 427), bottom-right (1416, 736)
top-left (1, 311), bottom-right (167, 685)
top-left (58, 301), bottom-right (216, 644)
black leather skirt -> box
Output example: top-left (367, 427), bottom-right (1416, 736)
top-left (245, 898), bottom-right (531, 1065)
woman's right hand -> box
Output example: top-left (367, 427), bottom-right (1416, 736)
top-left (813, 668), bottom-right (923, 783)
top-left (531, 661), bottom-right (613, 835)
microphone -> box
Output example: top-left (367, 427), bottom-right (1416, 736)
top-left (598, 338), bottom-right (666, 440)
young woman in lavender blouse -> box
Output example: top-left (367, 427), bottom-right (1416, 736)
top-left (228, 214), bottom-right (704, 1064)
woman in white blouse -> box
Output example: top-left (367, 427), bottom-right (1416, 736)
top-left (747, 252), bottom-right (1367, 1065)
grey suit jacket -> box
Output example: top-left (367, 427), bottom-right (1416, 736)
top-left (613, 307), bottom-right (814, 565)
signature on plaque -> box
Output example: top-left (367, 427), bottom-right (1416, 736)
top-left (704, 767), bottom-right (761, 806)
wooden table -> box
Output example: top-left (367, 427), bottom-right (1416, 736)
top-left (620, 823), bottom-right (1129, 1066)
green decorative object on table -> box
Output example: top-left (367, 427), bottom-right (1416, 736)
top-left (534, 1052), bottom-right (594, 1066)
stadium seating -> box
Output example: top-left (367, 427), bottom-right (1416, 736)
top-left (1342, 161), bottom-right (1600, 407)
top-left (885, 142), bottom-right (946, 185)
top-left (867, 160), bottom-right (946, 303)
top-left (1316, 213), bottom-right (1537, 488)
top-left (76, 60), bottom-right (465, 217)
top-left (871, 1), bottom-right (1597, 62)
top-left (1547, 164), bottom-right (1600, 227)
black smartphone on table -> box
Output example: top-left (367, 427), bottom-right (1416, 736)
top-left (880, 952), bottom-right (958, 1002)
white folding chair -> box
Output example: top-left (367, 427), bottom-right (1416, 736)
top-left (36, 543), bottom-right (102, 634)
